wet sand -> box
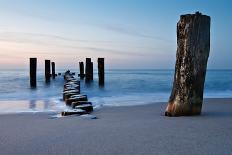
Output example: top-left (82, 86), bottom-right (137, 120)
top-left (0, 98), bottom-right (232, 155)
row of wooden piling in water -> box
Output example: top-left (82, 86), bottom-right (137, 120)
top-left (30, 58), bottom-right (57, 87)
top-left (29, 57), bottom-right (105, 87)
top-left (29, 57), bottom-right (104, 116)
top-left (79, 58), bottom-right (104, 85)
top-left (61, 70), bottom-right (93, 116)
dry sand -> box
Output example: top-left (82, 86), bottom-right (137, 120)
top-left (0, 98), bottom-right (232, 155)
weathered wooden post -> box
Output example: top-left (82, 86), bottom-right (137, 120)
top-left (165, 12), bottom-right (210, 116)
top-left (51, 62), bottom-right (55, 79)
top-left (90, 62), bottom-right (93, 80)
top-left (98, 58), bottom-right (104, 85)
top-left (45, 60), bottom-right (51, 82)
top-left (85, 58), bottom-right (92, 82)
top-left (79, 62), bottom-right (84, 79)
top-left (30, 58), bottom-right (37, 87)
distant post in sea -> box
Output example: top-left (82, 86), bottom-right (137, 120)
top-left (30, 58), bottom-right (37, 87)
top-left (165, 12), bottom-right (210, 116)
top-left (51, 62), bottom-right (55, 79)
top-left (45, 60), bottom-right (51, 82)
top-left (98, 58), bottom-right (104, 86)
top-left (90, 62), bottom-right (93, 80)
top-left (85, 58), bottom-right (92, 82)
top-left (79, 62), bottom-right (85, 79)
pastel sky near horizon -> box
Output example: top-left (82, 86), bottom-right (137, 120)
top-left (0, 0), bottom-right (231, 70)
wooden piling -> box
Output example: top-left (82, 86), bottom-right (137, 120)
top-left (165, 12), bottom-right (211, 116)
top-left (79, 62), bottom-right (85, 79)
top-left (85, 58), bottom-right (92, 82)
top-left (51, 62), bottom-right (55, 79)
top-left (45, 60), bottom-right (51, 82)
top-left (98, 58), bottom-right (104, 85)
top-left (61, 70), bottom-right (94, 116)
top-left (30, 58), bottom-right (37, 87)
top-left (91, 62), bottom-right (93, 80)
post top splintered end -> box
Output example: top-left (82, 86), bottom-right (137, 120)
top-left (180, 11), bottom-right (210, 19)
top-left (195, 11), bottom-right (202, 15)
top-left (30, 57), bottom-right (37, 60)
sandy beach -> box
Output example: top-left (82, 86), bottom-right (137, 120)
top-left (0, 98), bottom-right (231, 155)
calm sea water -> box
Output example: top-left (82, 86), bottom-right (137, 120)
top-left (0, 69), bottom-right (231, 113)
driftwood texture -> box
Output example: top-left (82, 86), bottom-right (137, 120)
top-left (165, 12), bottom-right (210, 116)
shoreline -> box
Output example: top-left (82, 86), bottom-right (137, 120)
top-left (0, 97), bottom-right (231, 115)
top-left (0, 98), bottom-right (232, 154)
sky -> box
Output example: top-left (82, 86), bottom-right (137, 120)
top-left (0, 0), bottom-right (231, 70)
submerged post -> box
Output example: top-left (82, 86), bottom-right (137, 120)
top-left (30, 58), bottom-right (37, 87)
top-left (79, 62), bottom-right (84, 79)
top-left (98, 58), bottom-right (104, 85)
top-left (165, 12), bottom-right (210, 116)
top-left (51, 62), bottom-right (55, 79)
top-left (45, 60), bottom-right (51, 82)
top-left (85, 58), bottom-right (92, 82)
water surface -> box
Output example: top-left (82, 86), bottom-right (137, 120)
top-left (0, 69), bottom-right (231, 113)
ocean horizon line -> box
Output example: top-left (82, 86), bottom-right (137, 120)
top-left (0, 68), bottom-right (231, 71)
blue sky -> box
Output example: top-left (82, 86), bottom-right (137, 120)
top-left (0, 0), bottom-right (231, 69)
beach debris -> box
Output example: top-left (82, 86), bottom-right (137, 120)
top-left (65, 95), bottom-right (88, 105)
top-left (63, 90), bottom-right (80, 94)
top-left (165, 12), bottom-right (211, 116)
top-left (53, 112), bottom-right (97, 119)
top-left (80, 114), bottom-right (97, 119)
top-left (63, 92), bottom-right (79, 101)
top-left (65, 83), bottom-right (80, 88)
top-left (65, 96), bottom-right (88, 105)
top-left (71, 101), bottom-right (93, 110)
top-left (61, 109), bottom-right (87, 116)
top-left (74, 104), bottom-right (93, 113)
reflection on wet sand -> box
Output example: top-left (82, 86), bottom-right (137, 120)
top-left (0, 100), bottom-right (66, 114)
top-left (44, 100), bottom-right (49, 110)
top-left (29, 100), bottom-right (36, 110)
